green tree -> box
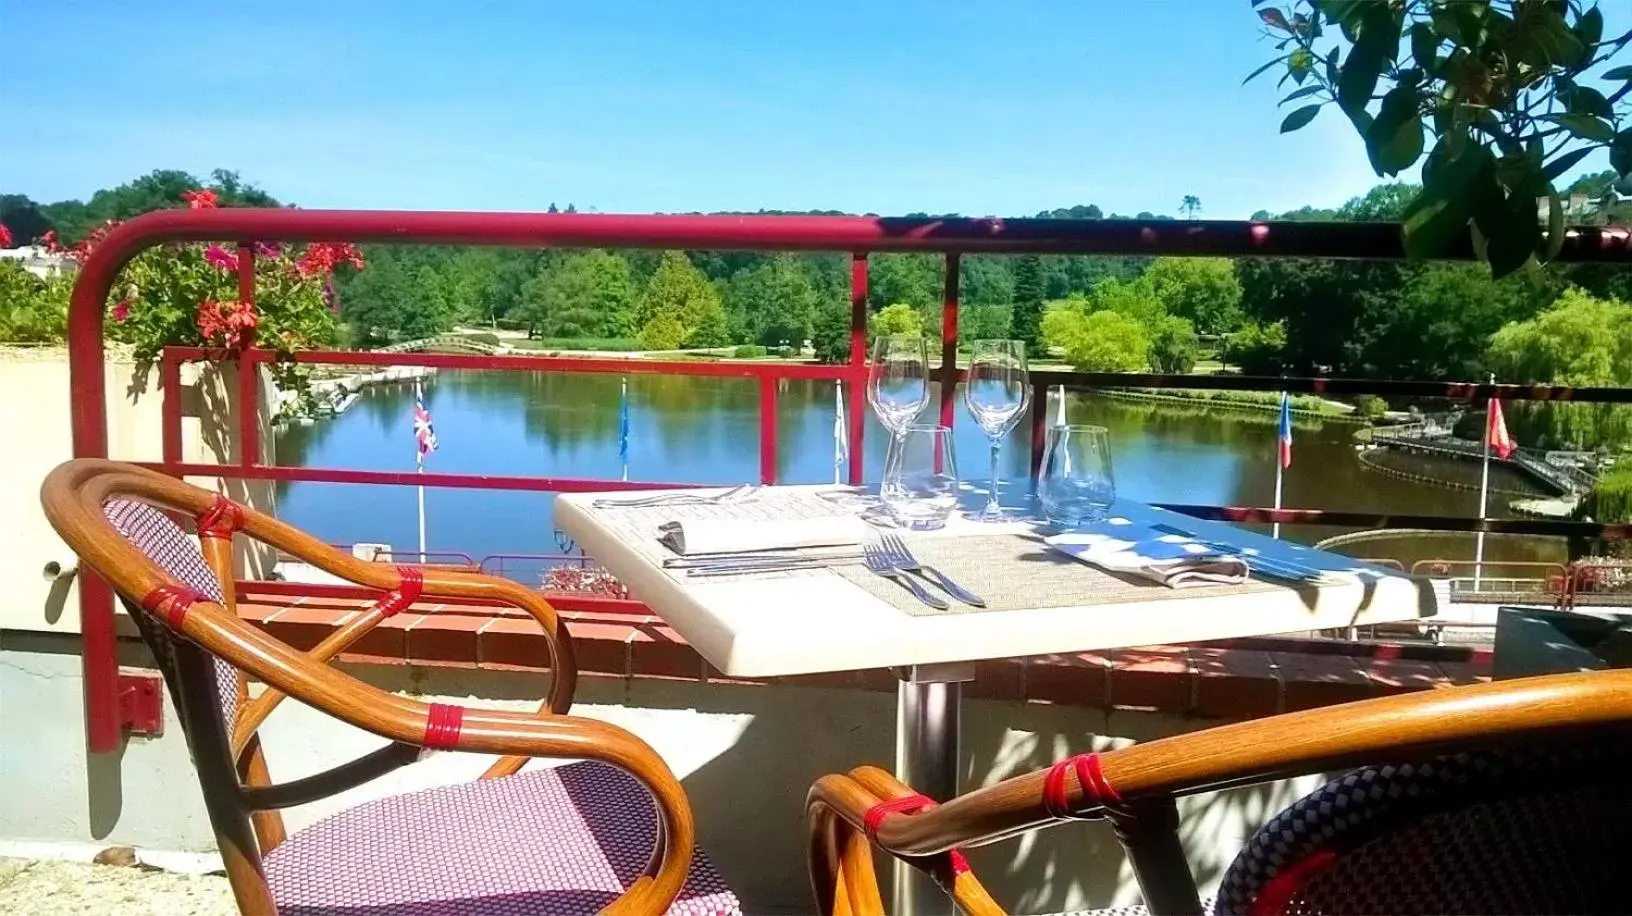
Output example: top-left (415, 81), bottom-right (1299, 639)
top-left (638, 313), bottom-right (687, 350)
top-left (1220, 321), bottom-right (1288, 375)
top-left (338, 253), bottom-right (433, 344)
top-left (1085, 276), bottom-right (1165, 326)
top-left (1141, 257), bottom-right (1243, 335)
top-left (871, 302), bottom-right (925, 338)
top-left (1009, 255), bottom-right (1046, 352)
top-left (1179, 195), bottom-right (1202, 219)
top-left (1148, 315), bottom-right (1200, 374)
top-left (518, 250), bottom-right (633, 338)
top-left (725, 255), bottom-right (818, 347)
top-left (0, 195), bottom-right (53, 246)
top-left (635, 251), bottom-right (728, 349)
top-left (1047, 310), bottom-right (1150, 373)
top-left (1487, 288), bottom-right (1632, 449)
top-left (810, 300), bottom-right (852, 364)
top-left (867, 254), bottom-right (940, 313)
top-left (959, 304), bottom-right (1013, 348)
top-left (0, 260), bottom-right (70, 342)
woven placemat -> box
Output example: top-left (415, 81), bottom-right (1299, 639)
top-left (831, 531), bottom-right (1280, 617)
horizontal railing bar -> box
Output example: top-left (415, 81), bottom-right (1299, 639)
top-left (1162, 503), bottom-right (1626, 539)
top-left (180, 347), bottom-right (855, 380)
top-left (235, 579), bottom-right (646, 616)
top-left (72, 207), bottom-right (1632, 261)
top-left (138, 462), bottom-right (705, 493)
top-left (1030, 372), bottom-right (1632, 404)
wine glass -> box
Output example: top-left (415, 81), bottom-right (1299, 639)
top-left (867, 335), bottom-right (930, 440)
top-left (1038, 424), bottom-right (1116, 527)
top-left (881, 424), bottom-right (959, 530)
top-left (964, 339), bottom-right (1031, 521)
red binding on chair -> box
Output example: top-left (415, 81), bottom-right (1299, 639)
top-left (1248, 846), bottom-right (1339, 916)
top-left (423, 702), bottom-right (465, 750)
top-left (1042, 753), bottom-right (1122, 820)
top-left (196, 496), bottom-right (243, 540)
top-left (140, 584), bottom-right (204, 630)
top-left (863, 794), bottom-right (971, 875)
top-left (375, 566), bottom-right (424, 618)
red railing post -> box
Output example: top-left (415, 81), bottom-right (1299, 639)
top-left (236, 244), bottom-right (260, 468)
top-left (938, 253), bottom-right (960, 430)
top-left (759, 376), bottom-right (779, 484)
top-left (160, 348), bottom-right (183, 471)
top-left (848, 253), bottom-right (868, 485)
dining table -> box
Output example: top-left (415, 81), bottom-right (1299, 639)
top-left (554, 484), bottom-right (1440, 915)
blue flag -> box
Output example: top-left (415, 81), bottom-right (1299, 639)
top-left (1277, 392), bottom-right (1293, 469)
top-left (618, 378), bottom-right (631, 467)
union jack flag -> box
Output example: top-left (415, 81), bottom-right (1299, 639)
top-left (414, 382), bottom-right (438, 465)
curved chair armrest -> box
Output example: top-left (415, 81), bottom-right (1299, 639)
top-left (813, 669), bottom-right (1632, 860)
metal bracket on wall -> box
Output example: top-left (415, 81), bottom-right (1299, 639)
top-left (117, 669), bottom-right (165, 738)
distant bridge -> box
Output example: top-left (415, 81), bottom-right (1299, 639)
top-left (374, 334), bottom-right (508, 356)
top-left (1368, 431), bottom-right (1592, 496)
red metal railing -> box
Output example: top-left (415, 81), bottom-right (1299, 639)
top-left (68, 209), bottom-right (1632, 751)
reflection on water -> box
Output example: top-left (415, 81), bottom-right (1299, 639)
top-left (274, 370), bottom-right (1560, 570)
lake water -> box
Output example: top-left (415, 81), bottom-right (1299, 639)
top-left (273, 370), bottom-right (1561, 579)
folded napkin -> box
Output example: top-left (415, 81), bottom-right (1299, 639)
top-left (1045, 518), bottom-right (1249, 588)
top-left (658, 515), bottom-right (873, 556)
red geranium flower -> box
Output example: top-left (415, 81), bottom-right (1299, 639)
top-left (182, 188), bottom-right (219, 210)
top-left (41, 230), bottom-right (60, 253)
top-left (112, 299), bottom-right (132, 323)
top-left (204, 244), bottom-right (240, 271)
top-left (196, 299), bottom-right (259, 349)
top-left (0, 223), bottom-right (12, 248)
top-left (295, 241), bottom-right (365, 276)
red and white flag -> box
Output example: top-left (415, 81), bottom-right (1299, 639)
top-left (1486, 398), bottom-right (1514, 460)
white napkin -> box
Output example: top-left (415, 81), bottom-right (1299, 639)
top-left (657, 515), bottom-right (872, 556)
top-left (1045, 522), bottom-right (1249, 588)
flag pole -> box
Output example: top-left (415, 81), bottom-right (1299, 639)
top-left (620, 376), bottom-right (630, 483)
top-left (1273, 391), bottom-right (1285, 539)
top-left (417, 462), bottom-right (427, 561)
top-left (1474, 372), bottom-right (1494, 590)
top-left (1054, 384), bottom-right (1067, 425)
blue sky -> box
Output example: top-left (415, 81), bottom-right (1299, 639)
top-left (2, 1), bottom-right (1612, 218)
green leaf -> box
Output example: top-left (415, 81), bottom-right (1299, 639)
top-left (1410, 22), bottom-right (1439, 73)
top-left (1517, 6), bottom-right (1586, 68)
top-left (1315, 0), bottom-right (1368, 29)
top-left (1568, 85), bottom-right (1613, 118)
top-left (1543, 146), bottom-right (1595, 180)
top-left (1242, 55), bottom-right (1287, 85)
top-left (1366, 85), bottom-right (1426, 175)
top-left (1605, 65), bottom-right (1632, 80)
top-left (1576, 6), bottom-right (1604, 50)
top-left (1281, 84), bottom-right (1323, 105)
top-left (1541, 112), bottom-right (1615, 141)
top-left (1281, 104), bottom-right (1322, 133)
top-left (1402, 143), bottom-right (1492, 261)
top-left (1612, 129), bottom-right (1632, 177)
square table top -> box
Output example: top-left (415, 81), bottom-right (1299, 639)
top-left (554, 486), bottom-right (1438, 678)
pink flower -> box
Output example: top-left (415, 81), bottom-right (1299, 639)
top-left (182, 188), bottom-right (219, 210)
top-left (0, 223), bottom-right (12, 248)
top-left (204, 244), bottom-right (240, 271)
top-left (112, 299), bottom-right (132, 323)
top-left (254, 242), bottom-right (281, 259)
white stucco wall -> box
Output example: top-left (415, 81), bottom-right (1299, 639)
top-left (0, 348), bottom-right (276, 636)
top-left (0, 635), bottom-right (1318, 914)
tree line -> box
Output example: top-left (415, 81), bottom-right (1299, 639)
top-left (6, 168), bottom-right (1632, 449)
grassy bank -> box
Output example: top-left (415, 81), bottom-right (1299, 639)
top-left (1098, 386), bottom-right (1352, 417)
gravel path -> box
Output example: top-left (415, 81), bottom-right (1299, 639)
top-left (0, 859), bottom-right (232, 916)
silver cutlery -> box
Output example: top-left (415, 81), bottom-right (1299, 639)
top-left (665, 549), bottom-right (861, 569)
top-left (862, 542), bottom-right (949, 610)
top-left (592, 484), bottom-right (757, 510)
top-left (878, 532), bottom-right (985, 606)
top-left (685, 557), bottom-right (850, 577)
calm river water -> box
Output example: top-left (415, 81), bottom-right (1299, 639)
top-left (274, 370), bottom-right (1562, 577)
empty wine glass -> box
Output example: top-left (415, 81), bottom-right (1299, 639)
top-left (1039, 424), bottom-right (1116, 528)
top-left (867, 335), bottom-right (930, 437)
top-left (964, 339), bottom-right (1031, 521)
top-left (882, 424), bottom-right (959, 530)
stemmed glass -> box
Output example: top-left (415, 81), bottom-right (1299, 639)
top-left (964, 339), bottom-right (1031, 521)
top-left (867, 335), bottom-right (930, 444)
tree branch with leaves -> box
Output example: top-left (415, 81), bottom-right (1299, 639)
top-left (1250, 0), bottom-right (1632, 276)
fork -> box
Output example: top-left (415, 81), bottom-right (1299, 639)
top-left (879, 533), bottom-right (985, 606)
top-left (592, 484), bottom-right (756, 510)
top-left (862, 542), bottom-right (949, 610)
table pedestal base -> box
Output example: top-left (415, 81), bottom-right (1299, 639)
top-left (893, 662), bottom-right (973, 916)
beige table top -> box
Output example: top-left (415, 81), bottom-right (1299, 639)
top-left (555, 486), bottom-right (1438, 678)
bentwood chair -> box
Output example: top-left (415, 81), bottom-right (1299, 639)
top-left (43, 459), bottom-right (742, 916)
top-left (808, 669), bottom-right (1632, 915)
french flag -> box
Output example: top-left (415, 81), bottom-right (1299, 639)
top-left (1277, 392), bottom-right (1293, 469)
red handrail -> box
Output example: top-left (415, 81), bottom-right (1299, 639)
top-left (67, 208), bottom-right (1632, 752)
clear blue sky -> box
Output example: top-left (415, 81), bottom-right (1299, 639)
top-left (1, 1), bottom-right (1611, 219)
